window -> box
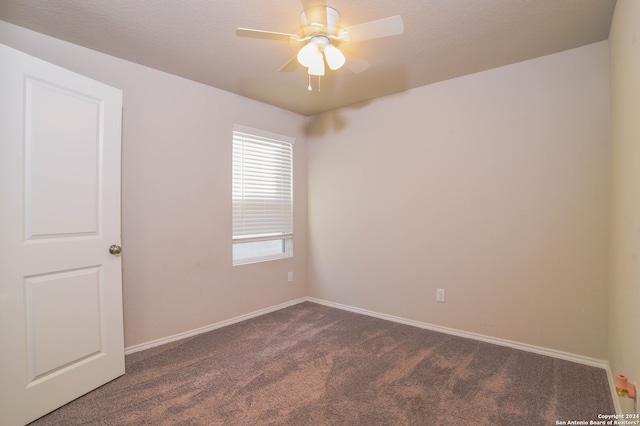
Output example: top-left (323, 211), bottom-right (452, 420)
top-left (232, 125), bottom-right (294, 265)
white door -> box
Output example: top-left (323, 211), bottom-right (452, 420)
top-left (0, 44), bottom-right (125, 425)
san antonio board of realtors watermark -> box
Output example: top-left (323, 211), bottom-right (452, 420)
top-left (556, 414), bottom-right (640, 425)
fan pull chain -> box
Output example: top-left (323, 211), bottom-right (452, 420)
top-left (307, 75), bottom-right (322, 92)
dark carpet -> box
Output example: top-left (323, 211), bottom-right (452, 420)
top-left (29, 301), bottom-right (614, 425)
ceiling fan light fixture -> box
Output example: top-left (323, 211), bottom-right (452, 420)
top-left (236, 4), bottom-right (405, 88)
top-left (324, 44), bottom-right (346, 70)
top-left (308, 51), bottom-right (325, 76)
top-left (297, 41), bottom-right (319, 67)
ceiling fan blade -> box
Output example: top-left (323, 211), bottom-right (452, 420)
top-left (279, 55), bottom-right (300, 72)
top-left (344, 54), bottom-right (370, 74)
top-left (343, 15), bottom-right (404, 42)
top-left (236, 28), bottom-right (299, 41)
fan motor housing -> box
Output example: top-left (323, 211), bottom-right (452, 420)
top-left (301, 6), bottom-right (341, 36)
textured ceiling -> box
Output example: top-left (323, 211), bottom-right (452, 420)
top-left (0, 0), bottom-right (616, 116)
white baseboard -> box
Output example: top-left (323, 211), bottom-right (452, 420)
top-left (124, 297), bottom-right (307, 355)
top-left (125, 295), bottom-right (609, 374)
top-left (605, 363), bottom-right (623, 415)
top-left (306, 297), bottom-right (609, 370)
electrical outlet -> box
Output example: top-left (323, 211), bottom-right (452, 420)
top-left (436, 288), bottom-right (445, 303)
top-left (288, 271), bottom-right (293, 283)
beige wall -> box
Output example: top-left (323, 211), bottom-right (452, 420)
top-left (0, 21), bottom-right (308, 348)
top-left (307, 41), bottom-right (610, 359)
top-left (609, 0), bottom-right (640, 414)
top-left (1, 19), bottom-right (616, 362)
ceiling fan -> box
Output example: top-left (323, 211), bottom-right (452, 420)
top-left (236, 0), bottom-right (404, 86)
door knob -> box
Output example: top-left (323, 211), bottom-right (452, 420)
top-left (109, 245), bottom-right (122, 255)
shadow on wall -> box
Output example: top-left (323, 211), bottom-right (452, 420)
top-left (304, 64), bottom-right (411, 137)
top-left (304, 104), bottom-right (361, 136)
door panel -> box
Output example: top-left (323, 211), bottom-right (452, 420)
top-left (25, 78), bottom-right (102, 239)
top-left (0, 43), bottom-right (125, 426)
top-left (26, 267), bottom-right (103, 381)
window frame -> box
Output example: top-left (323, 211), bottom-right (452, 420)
top-left (232, 125), bottom-right (294, 266)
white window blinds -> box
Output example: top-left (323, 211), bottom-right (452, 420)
top-left (232, 126), bottom-right (294, 243)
